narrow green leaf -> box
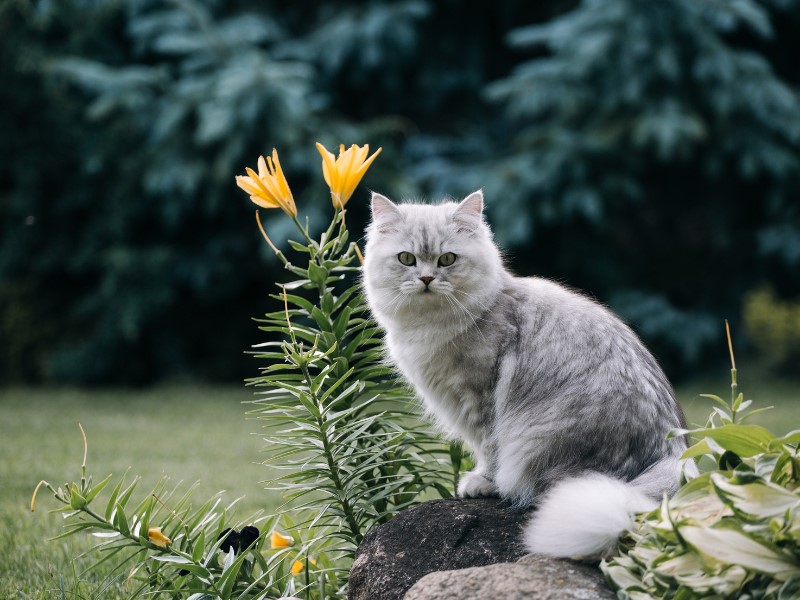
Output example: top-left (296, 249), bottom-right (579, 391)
top-left (84, 473), bottom-right (113, 504)
top-left (114, 504), bottom-right (130, 538)
top-left (192, 529), bottom-right (206, 562)
top-left (700, 394), bottom-right (729, 409)
top-left (104, 477), bottom-right (125, 521)
top-left (151, 555), bottom-right (211, 578)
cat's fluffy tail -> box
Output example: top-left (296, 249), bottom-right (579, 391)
top-left (522, 472), bottom-right (664, 558)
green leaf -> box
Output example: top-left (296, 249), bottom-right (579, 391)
top-left (779, 577), bottom-right (800, 600)
top-left (218, 548), bottom-right (248, 599)
top-left (192, 529), bottom-right (206, 562)
top-left (116, 477), bottom-right (140, 509)
top-left (681, 438), bottom-right (714, 460)
top-left (770, 430), bottom-right (800, 450)
top-left (679, 524), bottom-right (798, 579)
top-left (69, 483), bottom-right (87, 509)
top-left (104, 476), bottom-right (125, 521)
top-left (151, 555), bottom-right (211, 579)
top-left (738, 406), bottom-right (775, 423)
top-left (700, 394), bottom-right (729, 409)
top-left (710, 472), bottom-right (799, 519)
top-left (333, 306), bottom-right (353, 339)
top-left (601, 562), bottom-right (647, 591)
top-left (287, 239), bottom-right (312, 253)
top-left (688, 424), bottom-right (775, 457)
top-left (113, 504), bottom-right (130, 537)
top-left (307, 262), bottom-right (328, 286)
top-left (84, 473), bottom-right (113, 504)
top-left (311, 305), bottom-right (332, 332)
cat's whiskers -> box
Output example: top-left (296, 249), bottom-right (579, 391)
top-left (453, 288), bottom-right (490, 308)
top-left (440, 295), bottom-right (469, 351)
top-left (444, 291), bottom-right (488, 345)
top-left (385, 289), bottom-right (410, 320)
top-left (449, 290), bottom-right (493, 328)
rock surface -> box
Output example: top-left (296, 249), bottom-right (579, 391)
top-left (404, 554), bottom-right (615, 600)
top-left (348, 498), bottom-right (531, 600)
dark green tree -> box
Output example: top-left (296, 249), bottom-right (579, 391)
top-left (2, 0), bottom-right (798, 383)
top-left (475, 0), bottom-right (800, 369)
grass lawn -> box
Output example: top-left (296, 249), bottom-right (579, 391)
top-left (1, 385), bottom-right (278, 599)
top-left (1, 377), bottom-right (797, 598)
top-left (677, 370), bottom-right (800, 433)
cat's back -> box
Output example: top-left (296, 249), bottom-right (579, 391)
top-left (496, 275), bottom-right (678, 414)
top-left (497, 275), bottom-right (634, 349)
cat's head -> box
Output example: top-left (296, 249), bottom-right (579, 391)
top-left (363, 190), bottom-right (505, 327)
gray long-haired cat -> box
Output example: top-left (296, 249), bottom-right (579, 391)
top-left (362, 190), bottom-right (696, 558)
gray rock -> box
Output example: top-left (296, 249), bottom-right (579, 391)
top-left (404, 554), bottom-right (615, 600)
top-left (348, 498), bottom-right (531, 600)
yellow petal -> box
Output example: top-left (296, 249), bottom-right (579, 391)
top-left (244, 167), bottom-right (272, 197)
top-left (235, 176), bottom-right (263, 197)
top-left (342, 146), bottom-right (382, 206)
top-left (148, 527), bottom-right (171, 548)
top-left (270, 149), bottom-right (296, 215)
top-left (237, 151), bottom-right (296, 217)
top-left (316, 142), bottom-right (337, 190)
top-left (290, 560), bottom-right (304, 575)
top-left (357, 146), bottom-right (382, 176)
top-left (337, 146), bottom-right (359, 203)
top-left (250, 194), bottom-right (280, 209)
top-left (270, 531), bottom-right (294, 549)
top-left (257, 155), bottom-right (269, 180)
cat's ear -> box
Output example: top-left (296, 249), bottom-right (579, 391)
top-left (454, 190), bottom-right (484, 233)
top-left (371, 192), bottom-right (402, 233)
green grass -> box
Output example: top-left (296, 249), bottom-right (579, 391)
top-left (1, 378), bottom-right (797, 598)
top-left (677, 370), bottom-right (800, 433)
top-left (0, 386), bottom-right (278, 599)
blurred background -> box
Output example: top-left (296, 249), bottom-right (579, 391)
top-left (2, 0), bottom-right (800, 386)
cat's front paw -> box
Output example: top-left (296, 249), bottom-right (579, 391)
top-left (457, 471), bottom-right (499, 498)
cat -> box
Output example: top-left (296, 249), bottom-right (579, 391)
top-left (362, 190), bottom-right (696, 558)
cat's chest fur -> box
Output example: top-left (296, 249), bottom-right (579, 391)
top-left (384, 314), bottom-right (507, 449)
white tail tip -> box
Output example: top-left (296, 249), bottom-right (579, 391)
top-left (524, 473), bottom-right (657, 558)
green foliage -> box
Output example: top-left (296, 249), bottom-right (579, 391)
top-left (477, 0), bottom-right (800, 369)
top-left (744, 287), bottom-right (800, 374)
top-left (32, 159), bottom-right (458, 597)
top-left (602, 346), bottom-right (800, 599)
top-left (31, 425), bottom-right (288, 599)
top-left (3, 0), bottom-right (800, 382)
top-left (246, 188), bottom-right (459, 595)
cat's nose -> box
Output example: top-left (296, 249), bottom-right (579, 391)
top-left (419, 276), bottom-right (434, 287)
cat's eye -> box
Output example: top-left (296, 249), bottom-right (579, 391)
top-left (397, 252), bottom-right (416, 266)
top-left (438, 252), bottom-right (457, 267)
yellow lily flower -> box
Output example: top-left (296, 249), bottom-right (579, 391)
top-left (235, 149), bottom-right (297, 217)
top-left (315, 142), bottom-right (382, 209)
top-left (147, 526), bottom-right (171, 548)
top-left (269, 530), bottom-right (294, 549)
top-left (290, 557), bottom-right (317, 576)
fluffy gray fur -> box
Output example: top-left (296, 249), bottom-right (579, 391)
top-left (362, 190), bottom-right (693, 557)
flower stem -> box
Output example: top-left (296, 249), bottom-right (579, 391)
top-left (291, 214), bottom-right (315, 247)
top-left (298, 359), bottom-right (363, 547)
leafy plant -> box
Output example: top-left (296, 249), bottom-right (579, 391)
top-left (602, 323), bottom-right (800, 599)
top-left (244, 142), bottom-right (461, 595)
top-left (32, 142), bottom-right (459, 599)
top-left (31, 423), bottom-right (287, 599)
